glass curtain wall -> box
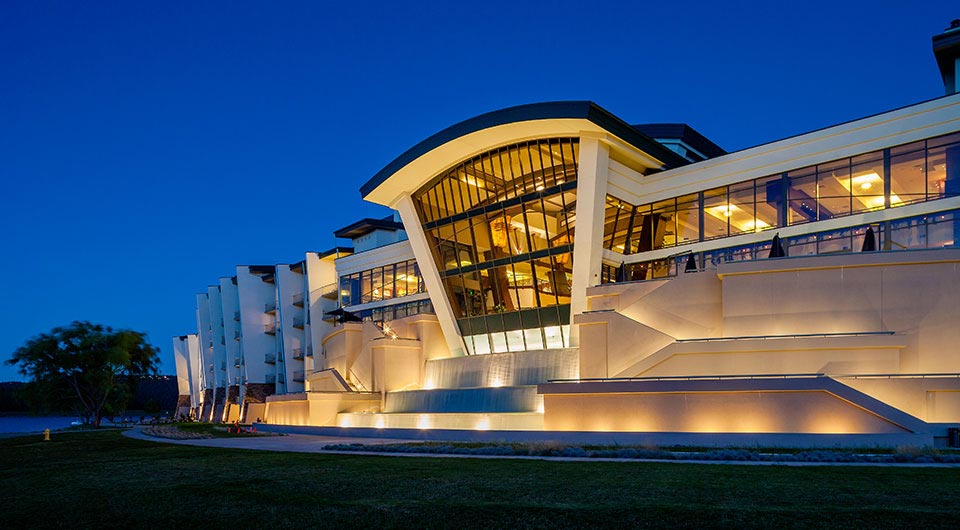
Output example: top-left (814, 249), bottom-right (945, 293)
top-left (604, 209), bottom-right (960, 283)
top-left (339, 259), bottom-right (425, 307)
top-left (602, 132), bottom-right (960, 257)
top-left (414, 138), bottom-right (579, 354)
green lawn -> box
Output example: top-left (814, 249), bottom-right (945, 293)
top-left (2, 430), bottom-right (958, 529)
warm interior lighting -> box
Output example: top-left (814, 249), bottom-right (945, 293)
top-left (837, 171), bottom-right (902, 209)
top-left (705, 203), bottom-right (771, 232)
top-left (474, 417), bottom-right (490, 431)
top-left (460, 175), bottom-right (485, 188)
top-left (849, 171), bottom-right (881, 189)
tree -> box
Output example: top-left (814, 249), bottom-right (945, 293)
top-left (6, 321), bottom-right (160, 427)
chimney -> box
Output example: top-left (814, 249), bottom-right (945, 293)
top-left (933, 19), bottom-right (960, 95)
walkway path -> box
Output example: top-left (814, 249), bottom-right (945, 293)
top-left (123, 427), bottom-right (419, 451)
top-left (122, 427), bottom-right (960, 467)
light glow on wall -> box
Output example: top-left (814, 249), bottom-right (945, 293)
top-left (417, 414), bottom-right (431, 430)
top-left (474, 417), bottom-right (490, 431)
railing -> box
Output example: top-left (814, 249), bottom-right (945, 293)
top-left (292, 292), bottom-right (304, 307)
top-left (264, 322), bottom-right (277, 334)
top-left (550, 372), bottom-right (960, 384)
top-left (264, 353), bottom-right (276, 364)
top-left (292, 316), bottom-right (305, 329)
top-left (293, 370), bottom-right (305, 382)
top-left (264, 302), bottom-right (277, 313)
top-left (549, 373), bottom-right (827, 383)
top-left (315, 282), bottom-right (338, 300)
top-left (674, 331), bottom-right (895, 343)
top-left (832, 373), bottom-right (960, 380)
top-left (291, 348), bottom-right (304, 360)
top-left (348, 369), bottom-right (368, 392)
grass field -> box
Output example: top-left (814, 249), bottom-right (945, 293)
top-left (2, 430), bottom-right (959, 529)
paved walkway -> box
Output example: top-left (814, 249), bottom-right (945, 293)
top-left (122, 427), bottom-right (960, 467)
top-left (123, 427), bottom-right (421, 451)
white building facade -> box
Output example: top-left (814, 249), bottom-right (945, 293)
top-left (173, 24), bottom-right (960, 446)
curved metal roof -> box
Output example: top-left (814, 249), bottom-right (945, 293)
top-left (360, 101), bottom-right (690, 199)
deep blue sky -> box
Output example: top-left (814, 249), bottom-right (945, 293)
top-left (1, 1), bottom-right (957, 380)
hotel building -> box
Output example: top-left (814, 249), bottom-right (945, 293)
top-left (174, 23), bottom-right (960, 446)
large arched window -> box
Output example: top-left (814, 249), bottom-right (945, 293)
top-left (414, 138), bottom-right (580, 354)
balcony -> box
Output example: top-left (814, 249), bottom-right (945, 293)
top-left (219, 362), bottom-right (226, 371)
top-left (264, 352), bottom-right (276, 364)
top-left (264, 322), bottom-right (277, 335)
top-left (234, 330), bottom-right (241, 340)
top-left (233, 310), bottom-right (240, 321)
top-left (265, 374), bottom-right (276, 384)
top-left (317, 282), bottom-right (338, 300)
top-left (292, 316), bottom-right (305, 329)
top-left (264, 302), bottom-right (277, 314)
top-left (277, 372), bottom-right (285, 384)
top-left (291, 348), bottom-right (304, 361)
top-left (292, 292), bottom-right (304, 307)
top-left (306, 346), bottom-right (313, 357)
top-left (234, 356), bottom-right (241, 368)
top-left (293, 370), bottom-right (305, 383)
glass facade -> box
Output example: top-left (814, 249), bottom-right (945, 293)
top-left (351, 299), bottom-right (434, 323)
top-left (603, 132), bottom-right (960, 254)
top-left (605, 209), bottom-right (960, 282)
top-left (339, 259), bottom-right (425, 307)
top-left (414, 138), bottom-right (579, 354)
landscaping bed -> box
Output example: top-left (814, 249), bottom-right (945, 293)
top-left (142, 422), bottom-right (275, 439)
top-left (322, 440), bottom-right (960, 464)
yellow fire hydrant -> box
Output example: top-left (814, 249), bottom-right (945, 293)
top-left (43, 429), bottom-right (50, 442)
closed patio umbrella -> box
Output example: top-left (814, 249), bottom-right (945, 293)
top-left (861, 226), bottom-right (877, 252)
top-left (768, 233), bottom-right (786, 258)
top-left (684, 253), bottom-right (698, 273)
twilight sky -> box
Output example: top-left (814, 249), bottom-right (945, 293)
top-left (1, 1), bottom-right (957, 380)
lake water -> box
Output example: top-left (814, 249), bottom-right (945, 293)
top-left (0, 416), bottom-right (79, 434)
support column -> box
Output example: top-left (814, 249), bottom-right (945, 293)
top-left (569, 136), bottom-right (610, 346)
top-left (394, 194), bottom-right (467, 358)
